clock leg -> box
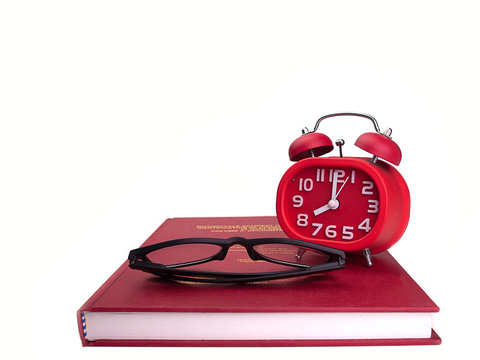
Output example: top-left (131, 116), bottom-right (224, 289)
top-left (362, 248), bottom-right (374, 267)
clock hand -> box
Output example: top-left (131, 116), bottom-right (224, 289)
top-left (314, 175), bottom-right (351, 216)
top-left (313, 204), bottom-right (330, 216)
top-left (334, 176), bottom-right (350, 199)
top-left (331, 171), bottom-right (338, 201)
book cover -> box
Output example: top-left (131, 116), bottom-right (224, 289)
top-left (77, 216), bottom-right (440, 346)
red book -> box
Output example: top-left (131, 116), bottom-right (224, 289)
top-left (77, 216), bottom-right (441, 346)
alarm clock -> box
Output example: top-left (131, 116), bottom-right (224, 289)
top-left (276, 113), bottom-right (410, 265)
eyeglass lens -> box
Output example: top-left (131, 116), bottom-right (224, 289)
top-left (144, 242), bottom-right (330, 274)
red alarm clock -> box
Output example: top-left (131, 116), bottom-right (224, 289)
top-left (276, 113), bottom-right (410, 266)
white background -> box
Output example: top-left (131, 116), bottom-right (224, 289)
top-left (1, 1), bottom-right (479, 359)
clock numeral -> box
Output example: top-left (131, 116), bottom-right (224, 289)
top-left (310, 224), bottom-right (355, 240)
top-left (358, 218), bottom-right (372, 232)
top-left (362, 181), bottom-right (375, 195)
top-left (367, 199), bottom-right (379, 213)
top-left (324, 169), bottom-right (353, 183)
top-left (311, 223), bottom-right (323, 236)
top-left (297, 214), bottom-right (308, 227)
top-left (298, 178), bottom-right (313, 192)
top-left (314, 169), bottom-right (357, 184)
top-left (335, 170), bottom-right (346, 183)
top-left (292, 195), bottom-right (303, 208)
top-left (325, 225), bottom-right (337, 239)
top-left (316, 169), bottom-right (325, 182)
top-left (342, 226), bottom-right (354, 240)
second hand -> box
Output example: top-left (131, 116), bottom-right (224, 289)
top-left (334, 176), bottom-right (350, 199)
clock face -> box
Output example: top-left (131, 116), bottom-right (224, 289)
top-left (280, 165), bottom-right (380, 243)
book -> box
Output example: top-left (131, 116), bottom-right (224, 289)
top-left (77, 216), bottom-right (441, 346)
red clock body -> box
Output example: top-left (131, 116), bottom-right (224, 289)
top-left (276, 157), bottom-right (410, 254)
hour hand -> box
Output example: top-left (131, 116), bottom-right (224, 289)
top-left (313, 204), bottom-right (330, 216)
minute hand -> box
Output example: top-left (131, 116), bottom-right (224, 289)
top-left (331, 172), bottom-right (338, 200)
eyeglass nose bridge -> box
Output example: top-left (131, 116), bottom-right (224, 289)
top-left (220, 237), bottom-right (269, 262)
top-left (215, 237), bottom-right (260, 261)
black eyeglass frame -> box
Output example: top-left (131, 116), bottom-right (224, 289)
top-left (128, 237), bottom-right (346, 283)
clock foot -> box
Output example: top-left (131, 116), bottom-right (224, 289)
top-left (362, 248), bottom-right (374, 267)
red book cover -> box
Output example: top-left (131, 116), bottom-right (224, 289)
top-left (77, 216), bottom-right (440, 347)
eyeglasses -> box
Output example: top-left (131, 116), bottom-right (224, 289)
top-left (128, 237), bottom-right (346, 283)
